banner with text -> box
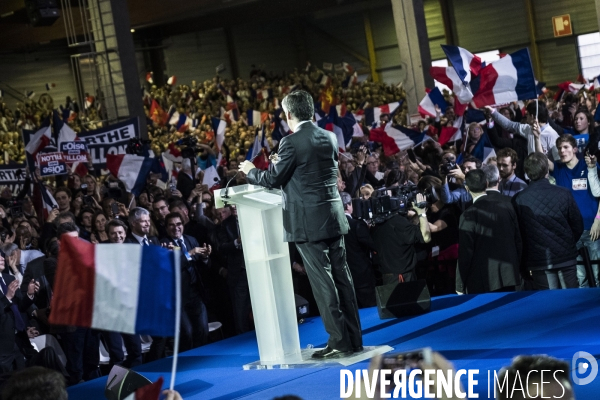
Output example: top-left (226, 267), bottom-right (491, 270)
top-left (37, 152), bottom-right (67, 177)
top-left (60, 141), bottom-right (88, 164)
top-left (0, 164), bottom-right (28, 195)
top-left (22, 117), bottom-right (140, 172)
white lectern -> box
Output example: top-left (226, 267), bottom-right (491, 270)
top-left (215, 184), bottom-right (302, 368)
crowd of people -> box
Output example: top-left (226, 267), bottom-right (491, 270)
top-left (0, 63), bottom-right (598, 399)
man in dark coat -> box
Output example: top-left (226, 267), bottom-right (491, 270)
top-left (456, 169), bottom-right (522, 294)
top-left (240, 90), bottom-right (361, 359)
top-left (340, 192), bottom-right (376, 308)
top-left (512, 153), bottom-right (583, 289)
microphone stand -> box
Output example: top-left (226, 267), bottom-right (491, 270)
top-left (222, 151), bottom-right (263, 203)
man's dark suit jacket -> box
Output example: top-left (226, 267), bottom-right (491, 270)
top-left (19, 256), bottom-right (51, 310)
top-left (160, 234), bottom-right (208, 302)
top-left (344, 215), bottom-right (375, 284)
top-left (456, 195), bottom-right (522, 294)
top-left (176, 172), bottom-right (196, 201)
top-left (125, 234), bottom-right (160, 246)
top-left (1, 273), bottom-right (34, 368)
top-left (247, 122), bottom-right (349, 243)
top-left (217, 215), bottom-right (245, 279)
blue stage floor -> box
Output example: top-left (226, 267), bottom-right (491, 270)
top-left (67, 289), bottom-right (600, 399)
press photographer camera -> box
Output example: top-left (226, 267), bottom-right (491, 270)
top-left (351, 183), bottom-right (438, 225)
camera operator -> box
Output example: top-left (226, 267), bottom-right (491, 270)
top-left (439, 154), bottom-right (481, 212)
top-left (370, 193), bottom-right (432, 285)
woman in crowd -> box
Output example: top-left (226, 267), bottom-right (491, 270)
top-left (90, 211), bottom-right (109, 243)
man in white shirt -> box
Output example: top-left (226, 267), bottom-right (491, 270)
top-left (126, 207), bottom-right (160, 246)
top-left (487, 102), bottom-right (559, 161)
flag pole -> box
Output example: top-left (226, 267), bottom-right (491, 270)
top-left (170, 248), bottom-right (181, 391)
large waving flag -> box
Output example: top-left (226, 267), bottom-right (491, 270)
top-left (106, 154), bottom-right (154, 196)
top-left (322, 106), bottom-right (356, 152)
top-left (49, 236), bottom-right (176, 336)
top-left (24, 117), bottom-right (52, 157)
top-left (418, 87), bottom-right (448, 117)
top-left (370, 124), bottom-right (425, 156)
top-left (430, 67), bottom-right (474, 104)
top-left (472, 49), bottom-right (537, 108)
top-left (441, 45), bottom-right (482, 86)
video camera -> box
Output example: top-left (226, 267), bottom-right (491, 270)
top-left (352, 183), bottom-right (437, 224)
top-left (176, 136), bottom-right (202, 159)
top-left (440, 161), bottom-right (458, 175)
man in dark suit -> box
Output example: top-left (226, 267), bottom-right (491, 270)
top-left (240, 90), bottom-right (361, 359)
top-left (340, 192), bottom-right (376, 308)
top-left (456, 169), bottom-right (522, 294)
top-left (216, 205), bottom-right (251, 334)
top-left (482, 163), bottom-right (512, 202)
top-left (160, 212), bottom-right (211, 352)
top-left (126, 207), bottom-right (161, 246)
top-left (1, 257), bottom-right (39, 372)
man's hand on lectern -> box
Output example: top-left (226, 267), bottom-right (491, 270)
top-left (239, 160), bottom-right (256, 174)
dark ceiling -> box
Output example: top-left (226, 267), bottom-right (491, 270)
top-left (0, 0), bottom-right (375, 52)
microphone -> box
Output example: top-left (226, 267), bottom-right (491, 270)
top-left (223, 151), bottom-right (263, 201)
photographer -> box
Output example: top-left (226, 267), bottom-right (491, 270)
top-left (439, 154), bottom-right (480, 212)
top-left (370, 192), bottom-right (432, 284)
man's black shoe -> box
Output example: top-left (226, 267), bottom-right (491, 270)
top-left (311, 346), bottom-right (353, 359)
top-left (353, 346), bottom-right (364, 353)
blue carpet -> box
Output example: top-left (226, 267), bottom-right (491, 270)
top-left (67, 289), bottom-right (600, 399)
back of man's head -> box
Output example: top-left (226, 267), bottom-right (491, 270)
top-left (2, 366), bottom-right (68, 400)
top-left (524, 153), bottom-right (549, 181)
top-left (57, 222), bottom-right (79, 238)
top-left (282, 90), bottom-right (314, 121)
top-left (465, 169), bottom-right (488, 194)
top-left (526, 101), bottom-right (549, 123)
top-left (496, 355), bottom-right (574, 400)
top-left (481, 164), bottom-right (500, 188)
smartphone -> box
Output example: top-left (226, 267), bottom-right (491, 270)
top-left (111, 202), bottom-right (119, 217)
top-left (407, 148), bottom-right (417, 164)
top-left (368, 348), bottom-right (433, 395)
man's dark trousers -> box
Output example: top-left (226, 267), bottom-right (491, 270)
top-left (295, 235), bottom-right (361, 351)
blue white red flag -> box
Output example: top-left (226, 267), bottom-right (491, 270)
top-left (418, 87), bottom-right (448, 117)
top-left (49, 236), bottom-right (176, 336)
top-left (441, 45), bottom-right (482, 85)
top-left (472, 49), bottom-right (537, 108)
top-left (106, 154), bottom-right (154, 196)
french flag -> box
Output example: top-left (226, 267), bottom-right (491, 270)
top-left (323, 107), bottom-right (354, 152)
top-left (430, 66), bottom-right (474, 104)
top-left (441, 45), bottom-right (482, 86)
top-left (39, 182), bottom-right (58, 220)
top-left (370, 124), bottom-right (425, 156)
top-left (25, 117), bottom-right (52, 157)
top-left (211, 117), bottom-right (226, 149)
top-left (246, 126), bottom-right (270, 170)
top-left (247, 109), bottom-right (263, 127)
top-left (438, 116), bottom-right (464, 146)
top-left (52, 110), bottom-right (77, 145)
top-left (418, 87), bottom-right (448, 117)
top-left (364, 102), bottom-right (402, 126)
top-left (272, 108), bottom-right (292, 144)
top-left (106, 154), bottom-right (154, 196)
top-left (49, 236), bottom-right (176, 337)
top-left (472, 48), bottom-right (537, 108)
